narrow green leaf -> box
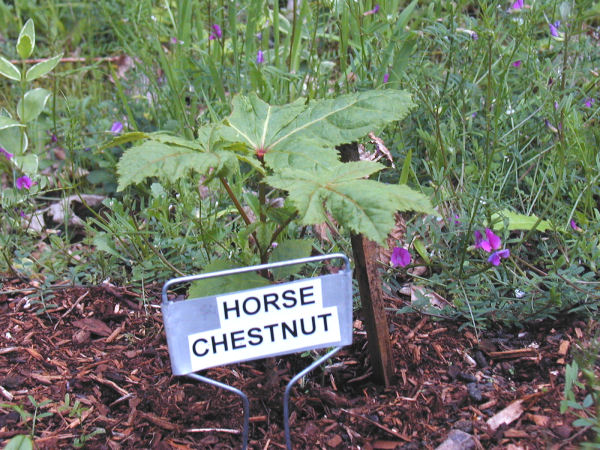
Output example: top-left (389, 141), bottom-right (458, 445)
top-left (117, 141), bottom-right (237, 190)
top-left (399, 148), bottom-right (412, 184)
top-left (101, 131), bottom-right (150, 150)
top-left (25, 53), bottom-right (62, 82)
top-left (17, 88), bottom-right (51, 123)
top-left (269, 239), bottom-right (314, 280)
top-left (17, 19), bottom-right (35, 59)
top-left (4, 434), bottom-right (34, 450)
top-left (0, 116), bottom-right (25, 131)
top-left (188, 259), bottom-right (270, 299)
top-left (412, 238), bottom-right (430, 265)
top-left (0, 56), bottom-right (21, 81)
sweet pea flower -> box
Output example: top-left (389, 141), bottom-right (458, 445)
top-left (453, 214), bottom-right (461, 225)
top-left (256, 50), bottom-right (264, 64)
top-left (363, 4), bottom-right (380, 16)
top-left (391, 247), bottom-right (411, 268)
top-left (474, 228), bottom-right (501, 252)
top-left (584, 98), bottom-right (595, 108)
top-left (512, 60), bottom-right (522, 67)
top-left (383, 73), bottom-right (390, 83)
top-left (16, 175), bottom-right (33, 190)
top-left (549, 21), bottom-right (562, 38)
top-left (209, 24), bottom-right (222, 40)
top-left (488, 249), bottom-right (510, 266)
top-left (570, 219), bottom-right (582, 232)
top-left (0, 147), bottom-right (13, 160)
top-left (510, 0), bottom-right (524, 10)
top-left (110, 121), bottom-right (123, 134)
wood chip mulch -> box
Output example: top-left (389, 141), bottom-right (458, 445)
top-left (0, 279), bottom-right (597, 449)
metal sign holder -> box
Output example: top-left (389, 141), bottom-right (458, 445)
top-left (161, 253), bottom-right (352, 450)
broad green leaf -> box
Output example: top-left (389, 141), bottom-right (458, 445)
top-left (4, 434), bottom-right (34, 450)
top-left (0, 126), bottom-right (28, 155)
top-left (17, 19), bottom-right (35, 59)
top-left (269, 239), bottom-right (314, 280)
top-left (0, 56), bottom-right (21, 81)
top-left (17, 88), bottom-right (51, 123)
top-left (188, 259), bottom-right (270, 299)
top-left (221, 90), bottom-right (415, 170)
top-left (117, 141), bottom-right (237, 190)
top-left (0, 116), bottom-right (25, 131)
top-left (14, 153), bottom-right (38, 173)
top-left (492, 210), bottom-right (552, 232)
top-left (266, 161), bottom-right (433, 244)
top-left (25, 53), bottom-right (63, 82)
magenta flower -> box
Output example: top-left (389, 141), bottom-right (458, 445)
top-left (364, 4), bottom-right (380, 16)
top-left (16, 175), bottom-right (33, 190)
top-left (391, 247), bottom-right (411, 268)
top-left (510, 0), bottom-right (524, 10)
top-left (512, 60), bottom-right (522, 67)
top-left (554, 101), bottom-right (559, 110)
top-left (209, 24), bottom-right (222, 40)
top-left (110, 121), bottom-right (123, 134)
top-left (549, 21), bottom-right (561, 37)
top-left (453, 214), bottom-right (461, 225)
top-left (256, 50), bottom-right (264, 64)
top-left (51, 133), bottom-right (58, 143)
top-left (0, 147), bottom-right (13, 160)
top-left (474, 228), bottom-right (501, 252)
top-left (488, 249), bottom-right (510, 266)
top-left (383, 73), bottom-right (389, 83)
top-left (570, 219), bottom-right (582, 232)
top-left (584, 98), bottom-right (595, 108)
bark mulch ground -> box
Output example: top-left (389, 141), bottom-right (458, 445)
top-left (0, 279), bottom-right (597, 449)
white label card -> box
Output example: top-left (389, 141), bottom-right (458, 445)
top-left (187, 278), bottom-right (341, 371)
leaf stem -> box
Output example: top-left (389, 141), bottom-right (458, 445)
top-left (219, 176), bottom-right (252, 225)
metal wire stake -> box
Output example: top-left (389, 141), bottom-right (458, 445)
top-left (283, 347), bottom-right (342, 450)
top-left (187, 372), bottom-right (250, 450)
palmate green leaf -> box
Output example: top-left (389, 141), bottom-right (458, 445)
top-left (117, 139), bottom-right (237, 191)
top-left (266, 161), bottom-right (433, 244)
top-left (222, 90), bottom-right (415, 170)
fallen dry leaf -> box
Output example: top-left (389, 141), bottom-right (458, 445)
top-left (487, 400), bottom-right (524, 431)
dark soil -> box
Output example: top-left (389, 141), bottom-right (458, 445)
top-left (0, 279), bottom-right (597, 449)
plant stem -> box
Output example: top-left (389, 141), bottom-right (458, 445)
top-left (219, 177), bottom-right (252, 225)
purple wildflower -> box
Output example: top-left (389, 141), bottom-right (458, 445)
top-left (383, 73), bottom-right (390, 83)
top-left (256, 50), bottom-right (264, 64)
top-left (512, 60), bottom-right (522, 67)
top-left (554, 101), bottom-right (559, 110)
top-left (51, 133), bottom-right (58, 143)
top-left (584, 98), bottom-right (595, 108)
top-left (549, 21), bottom-right (561, 37)
top-left (474, 228), bottom-right (501, 252)
top-left (488, 249), bottom-right (510, 266)
top-left (16, 175), bottom-right (33, 190)
top-left (471, 32), bottom-right (479, 41)
top-left (570, 219), bottom-right (582, 232)
top-left (453, 214), bottom-right (461, 225)
top-left (364, 4), bottom-right (380, 16)
top-left (391, 247), bottom-right (411, 268)
top-left (545, 119), bottom-right (559, 133)
top-left (110, 121), bottom-right (123, 134)
top-left (0, 147), bottom-right (13, 160)
top-left (170, 37), bottom-right (178, 44)
top-left (510, 0), bottom-right (524, 10)
top-left (209, 24), bottom-right (222, 40)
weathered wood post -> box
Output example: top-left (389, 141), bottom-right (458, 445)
top-left (339, 143), bottom-right (395, 386)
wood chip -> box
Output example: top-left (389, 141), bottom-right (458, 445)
top-left (488, 348), bottom-right (537, 360)
top-left (557, 340), bottom-right (570, 356)
top-left (487, 400), bottom-right (524, 431)
top-left (72, 318), bottom-right (112, 337)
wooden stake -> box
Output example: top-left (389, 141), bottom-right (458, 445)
top-left (339, 143), bottom-right (395, 386)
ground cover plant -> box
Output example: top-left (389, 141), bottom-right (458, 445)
top-left (1, 0), bottom-right (600, 447)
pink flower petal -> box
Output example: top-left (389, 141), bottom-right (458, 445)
top-left (391, 247), bottom-right (411, 268)
top-left (485, 228), bottom-right (502, 250)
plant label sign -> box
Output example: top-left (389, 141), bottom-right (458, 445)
top-left (162, 271), bottom-right (353, 375)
